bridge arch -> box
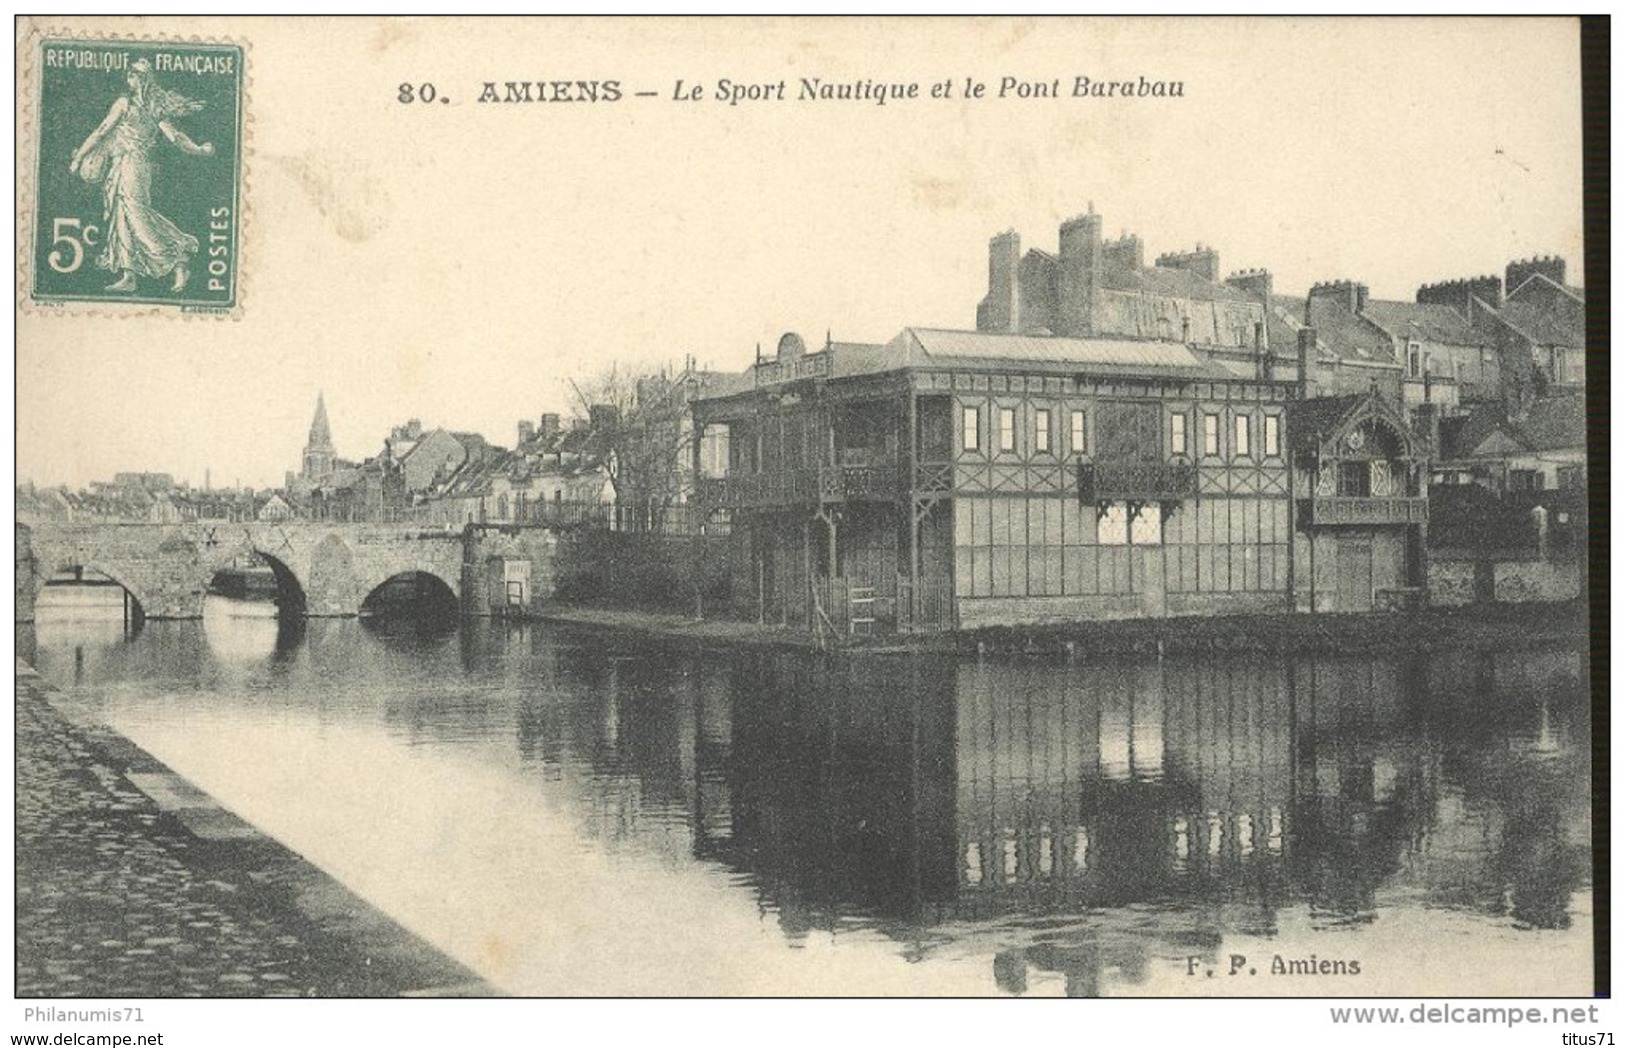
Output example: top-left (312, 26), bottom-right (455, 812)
top-left (358, 569), bottom-right (461, 620)
top-left (207, 549), bottom-right (310, 616)
top-left (31, 559), bottom-right (156, 623)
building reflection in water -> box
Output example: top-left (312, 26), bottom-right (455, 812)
top-left (672, 646), bottom-right (1583, 994)
top-left (497, 632), bottom-right (1587, 995)
top-left (28, 599), bottom-right (1590, 997)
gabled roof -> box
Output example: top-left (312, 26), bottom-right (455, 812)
top-left (1301, 302), bottom-right (1397, 364)
top-left (1519, 394), bottom-right (1586, 451)
top-left (1264, 296), bottom-right (1309, 355)
top-left (1361, 300), bottom-right (1485, 346)
top-left (1286, 393), bottom-right (1368, 453)
top-left (438, 448), bottom-right (513, 498)
top-left (1286, 391), bottom-right (1417, 457)
top-left (1441, 409), bottom-right (1524, 460)
top-left (696, 325), bottom-right (1251, 408)
top-left (398, 428), bottom-right (461, 459)
top-left (1498, 300), bottom-right (1584, 348)
top-left (1440, 394), bottom-right (1585, 459)
top-left (449, 431), bottom-right (492, 457)
top-left (1507, 270), bottom-right (1585, 305)
top-left (896, 327), bottom-right (1233, 379)
top-left (1264, 296), bottom-right (1340, 361)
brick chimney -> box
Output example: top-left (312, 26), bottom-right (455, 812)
top-left (1505, 255), bottom-right (1566, 294)
top-left (540, 413), bottom-right (562, 438)
top-left (1417, 275), bottom-right (1502, 314)
top-left (1016, 249), bottom-right (1058, 334)
top-left (1414, 402), bottom-right (1441, 457)
top-left (976, 230), bottom-right (1021, 332)
top-left (1057, 207), bottom-right (1103, 337)
top-left (1102, 231), bottom-right (1143, 272)
top-left (1297, 327), bottom-right (1318, 397)
top-left (1155, 244), bottom-right (1221, 283)
top-left (517, 420), bottom-right (536, 446)
top-left (1305, 280), bottom-right (1369, 325)
top-left (1225, 268), bottom-right (1273, 301)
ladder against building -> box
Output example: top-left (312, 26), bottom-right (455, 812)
top-left (849, 586), bottom-right (877, 637)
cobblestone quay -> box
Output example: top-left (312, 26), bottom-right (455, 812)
top-left (16, 662), bottom-right (494, 997)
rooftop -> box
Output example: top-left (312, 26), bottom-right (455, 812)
top-left (1442, 394), bottom-right (1586, 458)
top-left (1100, 263), bottom-right (1255, 304)
top-left (1499, 300), bottom-right (1585, 348)
top-left (897, 327), bottom-right (1231, 378)
top-left (1362, 300), bottom-right (1485, 347)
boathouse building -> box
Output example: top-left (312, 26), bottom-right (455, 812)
top-left (691, 330), bottom-right (1428, 631)
top-left (690, 211), bottom-right (1431, 632)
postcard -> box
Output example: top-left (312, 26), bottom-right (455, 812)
top-left (13, 16), bottom-right (1597, 1010)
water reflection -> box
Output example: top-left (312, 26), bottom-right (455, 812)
top-left (28, 599), bottom-right (1593, 996)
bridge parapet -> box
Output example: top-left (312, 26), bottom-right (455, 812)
top-left (19, 520), bottom-right (468, 621)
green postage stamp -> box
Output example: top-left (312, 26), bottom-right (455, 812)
top-left (26, 36), bottom-right (245, 314)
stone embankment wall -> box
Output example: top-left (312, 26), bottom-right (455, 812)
top-left (1427, 556), bottom-right (1581, 607)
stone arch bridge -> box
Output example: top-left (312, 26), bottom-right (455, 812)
top-left (17, 520), bottom-right (474, 621)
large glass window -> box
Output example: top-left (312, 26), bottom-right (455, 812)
top-left (999, 407), bottom-right (1017, 452)
top-left (1203, 414), bottom-right (1220, 456)
top-left (1170, 412), bottom-right (1187, 456)
top-left (1098, 501), bottom-right (1163, 546)
top-left (1337, 461), bottom-right (1371, 497)
top-left (1130, 504), bottom-right (1163, 545)
top-left (1070, 410), bottom-right (1086, 456)
top-left (1263, 415), bottom-right (1280, 457)
top-left (1235, 414), bottom-right (1252, 458)
top-left (1097, 502), bottom-right (1129, 545)
top-left (699, 424), bottom-right (731, 478)
top-left (962, 405), bottom-right (980, 451)
top-left (1035, 409), bottom-right (1051, 453)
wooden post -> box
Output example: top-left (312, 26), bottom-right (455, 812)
top-left (907, 388), bottom-right (920, 626)
top-left (802, 517), bottom-right (812, 632)
top-left (756, 529), bottom-right (766, 625)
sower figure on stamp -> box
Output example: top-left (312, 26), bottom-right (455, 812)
top-left (69, 58), bottom-right (214, 294)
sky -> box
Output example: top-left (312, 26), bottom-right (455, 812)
top-left (16, 16), bottom-right (1585, 490)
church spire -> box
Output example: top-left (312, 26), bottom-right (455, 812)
top-left (302, 393), bottom-right (337, 480)
top-left (308, 392), bottom-right (334, 450)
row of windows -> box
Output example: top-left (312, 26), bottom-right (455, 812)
top-left (961, 404), bottom-right (1281, 459)
top-left (964, 405), bottom-right (1085, 455)
top-left (954, 496), bottom-right (1292, 599)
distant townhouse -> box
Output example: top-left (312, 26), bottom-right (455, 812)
top-left (431, 412), bottom-right (616, 526)
top-left (618, 362), bottom-right (727, 526)
top-left (1436, 394), bottom-right (1586, 496)
top-left (1472, 256), bottom-right (1586, 400)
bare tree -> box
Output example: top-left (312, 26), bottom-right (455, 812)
top-left (568, 359), bottom-right (710, 527)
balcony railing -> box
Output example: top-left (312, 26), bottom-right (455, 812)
top-left (1300, 496), bottom-right (1429, 527)
top-left (753, 352), bottom-right (833, 386)
top-left (699, 463), bottom-right (901, 508)
top-left (840, 464), bottom-right (898, 498)
top-left (1078, 462), bottom-right (1198, 503)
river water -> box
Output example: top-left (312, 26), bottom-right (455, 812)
top-left (24, 588), bottom-right (1594, 997)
